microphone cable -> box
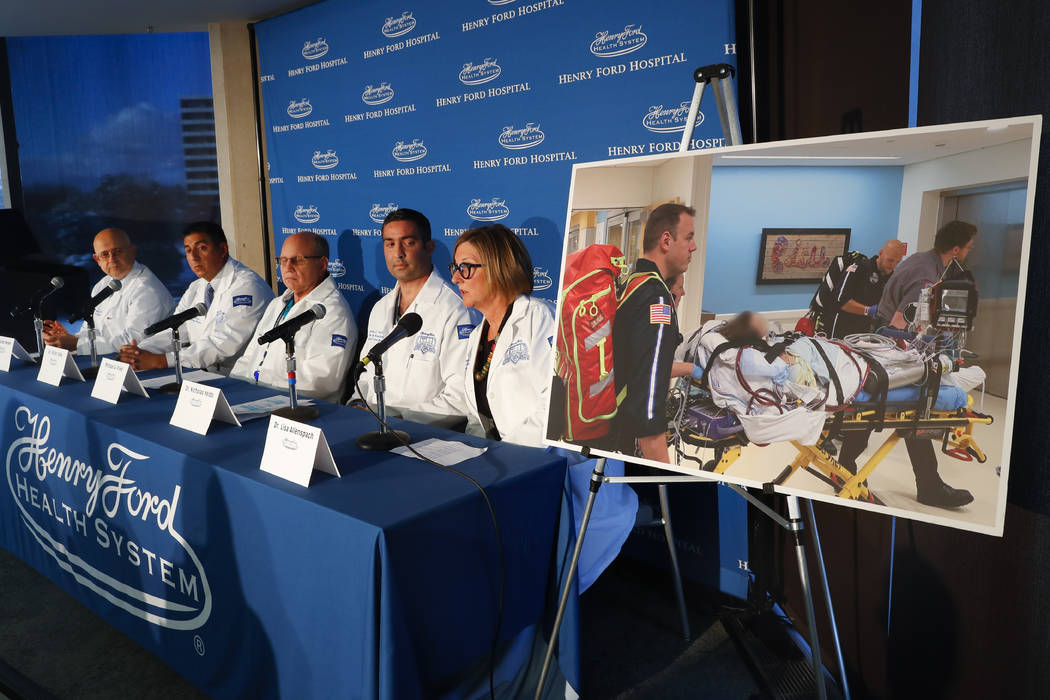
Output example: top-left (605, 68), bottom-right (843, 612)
top-left (353, 377), bottom-right (506, 700)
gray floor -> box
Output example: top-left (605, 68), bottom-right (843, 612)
top-left (0, 544), bottom-right (761, 699)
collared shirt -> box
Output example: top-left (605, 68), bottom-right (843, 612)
top-left (814, 254), bottom-right (889, 338)
top-left (139, 257), bottom-right (274, 374)
top-left (74, 261), bottom-right (173, 355)
top-left (358, 269), bottom-right (479, 420)
top-left (231, 275), bottom-right (356, 402)
top-left (877, 249), bottom-right (946, 323)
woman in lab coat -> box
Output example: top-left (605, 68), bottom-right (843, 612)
top-left (450, 224), bottom-right (555, 447)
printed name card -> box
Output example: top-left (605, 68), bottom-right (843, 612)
top-left (260, 414), bottom-right (340, 487)
top-left (36, 345), bottom-right (85, 386)
top-left (0, 336), bottom-right (32, 372)
top-left (169, 380), bottom-right (241, 435)
top-left (90, 358), bottom-right (149, 404)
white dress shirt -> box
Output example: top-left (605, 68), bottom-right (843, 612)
top-left (358, 269), bottom-right (479, 422)
top-left (231, 275), bottom-right (357, 402)
top-left (139, 257), bottom-right (273, 374)
top-left (74, 261), bottom-right (174, 355)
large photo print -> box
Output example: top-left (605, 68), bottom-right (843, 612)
top-left (545, 117), bottom-right (1041, 535)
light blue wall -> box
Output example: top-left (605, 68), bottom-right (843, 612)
top-left (702, 165), bottom-right (905, 313)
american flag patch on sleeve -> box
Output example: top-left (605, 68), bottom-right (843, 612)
top-left (649, 303), bottom-right (671, 325)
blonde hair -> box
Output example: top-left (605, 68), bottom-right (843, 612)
top-left (454, 224), bottom-right (533, 299)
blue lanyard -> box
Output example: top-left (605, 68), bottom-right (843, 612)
top-left (254, 298), bottom-right (297, 382)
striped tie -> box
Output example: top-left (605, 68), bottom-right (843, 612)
top-left (204, 283), bottom-right (214, 310)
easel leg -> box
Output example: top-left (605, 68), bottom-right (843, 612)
top-left (805, 499), bottom-right (851, 700)
top-left (534, 457), bottom-right (607, 700)
top-left (658, 484), bottom-right (692, 641)
top-left (787, 496), bottom-right (827, 700)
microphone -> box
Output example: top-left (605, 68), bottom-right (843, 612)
top-left (145, 303), bottom-right (208, 337)
top-left (258, 303), bottom-right (326, 345)
top-left (21, 276), bottom-right (64, 317)
top-left (69, 279), bottom-right (121, 322)
top-left (358, 312), bottom-right (422, 368)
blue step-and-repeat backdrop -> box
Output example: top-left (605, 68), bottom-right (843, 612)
top-left (254, 0), bottom-right (736, 324)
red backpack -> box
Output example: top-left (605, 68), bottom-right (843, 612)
top-left (555, 244), bottom-right (661, 442)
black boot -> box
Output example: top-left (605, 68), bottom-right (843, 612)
top-left (915, 479), bottom-right (974, 509)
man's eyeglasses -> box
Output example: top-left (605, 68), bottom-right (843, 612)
top-left (448, 262), bottom-right (485, 279)
top-left (95, 247), bottom-right (127, 262)
top-left (275, 255), bottom-right (324, 268)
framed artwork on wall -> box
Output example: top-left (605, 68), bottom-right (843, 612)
top-left (756, 228), bottom-right (851, 284)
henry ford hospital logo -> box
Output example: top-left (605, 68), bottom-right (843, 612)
top-left (311, 149), bottom-right (340, 169)
top-left (467, 197), bottom-right (510, 221)
top-left (287, 98), bottom-right (313, 118)
top-left (643, 102), bottom-right (704, 133)
top-left (590, 25), bottom-right (648, 57)
top-left (302, 38), bottom-right (329, 60)
top-left (361, 82), bottom-right (395, 105)
top-left (459, 58), bottom-right (501, 85)
top-left (293, 205), bottom-right (320, 224)
top-left (370, 202), bottom-right (398, 223)
top-left (382, 11), bottom-right (416, 38)
top-left (6, 406), bottom-right (211, 629)
top-left (498, 123), bottom-right (545, 150)
top-left (392, 139), bottom-right (428, 162)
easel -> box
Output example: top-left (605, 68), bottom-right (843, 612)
top-left (535, 64), bottom-right (850, 700)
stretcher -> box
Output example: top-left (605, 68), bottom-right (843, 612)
top-left (669, 381), bottom-right (993, 504)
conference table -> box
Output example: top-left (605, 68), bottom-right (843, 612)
top-left (0, 356), bottom-right (579, 699)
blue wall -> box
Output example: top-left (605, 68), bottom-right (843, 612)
top-left (703, 165), bottom-right (905, 313)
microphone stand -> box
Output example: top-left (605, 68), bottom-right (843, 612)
top-left (271, 334), bottom-right (320, 422)
top-left (32, 317), bottom-right (44, 362)
top-left (81, 316), bottom-right (101, 380)
top-left (157, 326), bottom-right (186, 395)
top-left (356, 357), bottom-right (410, 451)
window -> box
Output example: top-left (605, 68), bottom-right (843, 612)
top-left (6, 33), bottom-right (218, 295)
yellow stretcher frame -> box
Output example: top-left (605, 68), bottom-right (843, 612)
top-left (675, 398), bottom-right (993, 503)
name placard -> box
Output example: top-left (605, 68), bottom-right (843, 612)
top-left (169, 380), bottom-right (241, 435)
top-left (90, 358), bottom-right (149, 404)
top-left (260, 414), bottom-right (340, 487)
top-left (0, 336), bottom-right (32, 372)
top-left (36, 346), bottom-right (85, 386)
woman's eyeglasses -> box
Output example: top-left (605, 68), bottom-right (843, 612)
top-left (448, 262), bottom-right (484, 279)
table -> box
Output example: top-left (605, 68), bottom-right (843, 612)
top-left (0, 358), bottom-right (575, 699)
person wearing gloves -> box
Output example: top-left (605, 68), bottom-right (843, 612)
top-left (231, 232), bottom-right (356, 402)
top-left (450, 224), bottom-right (555, 447)
top-left (354, 208), bottom-right (478, 421)
top-left (43, 227), bottom-right (173, 354)
top-left (119, 222), bottom-right (273, 374)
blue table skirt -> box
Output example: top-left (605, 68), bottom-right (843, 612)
top-left (0, 358), bottom-right (579, 699)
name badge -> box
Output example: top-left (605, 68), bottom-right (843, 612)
top-left (260, 414), bottom-right (340, 487)
top-left (170, 381), bottom-right (241, 435)
top-left (0, 336), bottom-right (32, 372)
top-left (36, 346), bottom-right (85, 386)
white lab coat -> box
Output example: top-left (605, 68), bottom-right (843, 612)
top-left (139, 257), bottom-right (273, 374)
top-left (358, 269), bottom-right (479, 421)
top-left (231, 275), bottom-right (356, 402)
top-left (461, 295), bottom-right (556, 448)
top-left (74, 262), bottom-right (173, 355)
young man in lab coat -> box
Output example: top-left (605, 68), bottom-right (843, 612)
top-left (119, 222), bottom-right (273, 374)
top-left (231, 232), bottom-right (356, 402)
top-left (354, 208), bottom-right (478, 422)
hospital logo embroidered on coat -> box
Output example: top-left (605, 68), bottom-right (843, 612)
top-left (649, 304), bottom-right (671, 325)
top-left (331, 334), bottom-right (347, 348)
top-left (502, 339), bottom-right (530, 365)
top-left (232, 295), bottom-right (253, 307)
top-left (414, 331), bottom-right (437, 354)
top-left (457, 323), bottom-right (475, 339)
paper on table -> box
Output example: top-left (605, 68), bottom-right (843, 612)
top-left (390, 437), bottom-right (488, 465)
top-left (140, 369), bottom-right (226, 389)
top-left (231, 395), bottom-right (315, 422)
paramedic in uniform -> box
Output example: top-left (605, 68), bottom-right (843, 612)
top-left (42, 227), bottom-right (173, 353)
top-left (612, 203), bottom-right (697, 462)
top-left (839, 220), bottom-right (978, 509)
top-left (451, 224), bottom-right (555, 447)
top-left (812, 239), bottom-right (906, 338)
top-left (231, 232), bottom-right (355, 402)
top-left (355, 209), bottom-right (477, 420)
top-left (119, 222), bottom-right (273, 374)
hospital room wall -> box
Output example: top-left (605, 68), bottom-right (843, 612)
top-left (702, 165), bottom-right (906, 315)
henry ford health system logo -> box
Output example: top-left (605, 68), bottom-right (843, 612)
top-left (642, 102), bottom-right (705, 133)
top-left (370, 202), bottom-right (399, 223)
top-left (590, 25), bottom-right (648, 57)
top-left (293, 205), bottom-right (320, 224)
top-left (361, 82), bottom-right (395, 105)
top-left (459, 58), bottom-right (501, 85)
top-left (533, 267), bottom-right (553, 291)
top-left (302, 38), bottom-right (329, 60)
top-left (392, 139), bottom-right (428, 162)
top-left (328, 259), bottom-right (346, 277)
top-left (382, 11), bottom-right (416, 38)
top-left (498, 123), bottom-right (545, 150)
top-left (467, 197), bottom-right (510, 222)
top-left (287, 98), bottom-right (313, 118)
top-left (311, 149), bottom-right (340, 169)
top-left (6, 406), bottom-right (211, 629)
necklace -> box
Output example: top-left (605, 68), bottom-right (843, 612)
top-left (473, 300), bottom-right (515, 383)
